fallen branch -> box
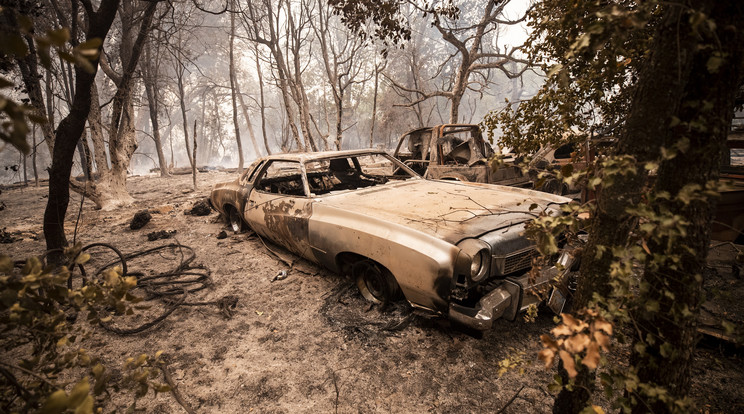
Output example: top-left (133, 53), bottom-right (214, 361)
top-left (160, 360), bottom-right (196, 414)
top-left (495, 385), bottom-right (525, 414)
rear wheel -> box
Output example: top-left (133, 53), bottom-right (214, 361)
top-left (225, 206), bottom-right (244, 233)
top-left (353, 259), bottom-right (401, 304)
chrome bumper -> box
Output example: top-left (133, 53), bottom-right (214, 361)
top-left (448, 265), bottom-right (569, 331)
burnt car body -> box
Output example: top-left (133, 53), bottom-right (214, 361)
top-left (393, 124), bottom-right (532, 188)
top-left (209, 149), bottom-right (575, 330)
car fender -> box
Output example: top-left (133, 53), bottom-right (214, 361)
top-left (308, 203), bottom-right (463, 312)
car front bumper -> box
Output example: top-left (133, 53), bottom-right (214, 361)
top-left (447, 264), bottom-right (573, 331)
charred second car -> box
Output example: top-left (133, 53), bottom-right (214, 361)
top-left (209, 149), bottom-right (576, 330)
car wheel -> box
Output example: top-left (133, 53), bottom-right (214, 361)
top-left (226, 206), bottom-right (244, 233)
top-left (543, 178), bottom-right (561, 194)
top-left (353, 259), bottom-right (400, 305)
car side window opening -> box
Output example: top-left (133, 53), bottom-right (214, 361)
top-left (254, 160), bottom-right (307, 196)
top-left (305, 154), bottom-right (415, 196)
top-left (241, 160), bottom-right (265, 186)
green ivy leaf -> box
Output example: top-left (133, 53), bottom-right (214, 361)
top-left (41, 389), bottom-right (68, 413)
top-left (706, 54), bottom-right (723, 74)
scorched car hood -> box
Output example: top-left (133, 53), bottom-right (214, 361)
top-left (316, 179), bottom-right (569, 244)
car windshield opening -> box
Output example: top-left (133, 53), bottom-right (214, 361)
top-left (305, 154), bottom-right (416, 195)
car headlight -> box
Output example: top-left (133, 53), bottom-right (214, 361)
top-left (470, 248), bottom-right (490, 282)
top-left (458, 239), bottom-right (491, 283)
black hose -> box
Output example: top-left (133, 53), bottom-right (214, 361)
top-left (63, 242), bottom-right (235, 335)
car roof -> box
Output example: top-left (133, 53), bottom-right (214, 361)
top-left (258, 149), bottom-right (388, 163)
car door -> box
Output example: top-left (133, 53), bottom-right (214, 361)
top-left (243, 160), bottom-right (315, 260)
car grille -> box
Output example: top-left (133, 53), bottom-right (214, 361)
top-left (493, 247), bottom-right (537, 276)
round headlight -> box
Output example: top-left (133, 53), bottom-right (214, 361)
top-left (471, 251), bottom-right (483, 275)
top-left (457, 238), bottom-right (491, 284)
top-left (470, 248), bottom-right (490, 282)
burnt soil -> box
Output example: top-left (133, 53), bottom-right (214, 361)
top-left (1, 172), bottom-right (743, 413)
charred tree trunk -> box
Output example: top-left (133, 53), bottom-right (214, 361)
top-left (192, 120), bottom-right (197, 191)
top-left (43, 0), bottom-right (120, 254)
top-left (629, 2), bottom-right (744, 412)
top-left (235, 82), bottom-right (263, 159)
top-left (143, 44), bottom-right (169, 177)
top-left (554, 1), bottom-right (744, 412)
top-left (176, 64), bottom-right (193, 167)
top-left (76, 0), bottom-right (157, 210)
top-left (254, 44), bottom-right (272, 155)
top-left (31, 124), bottom-right (39, 186)
top-left (370, 62), bottom-right (381, 148)
top-left (229, 5), bottom-right (245, 170)
top-left (10, 25), bottom-right (55, 153)
top-left (88, 82), bottom-right (109, 173)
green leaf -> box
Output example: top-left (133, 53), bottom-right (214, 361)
top-left (659, 342), bottom-right (674, 358)
top-left (73, 395), bottom-right (93, 414)
top-left (47, 28), bottom-right (70, 45)
top-left (67, 377), bottom-right (90, 408)
top-left (722, 320), bottom-right (735, 335)
top-left (0, 254), bottom-right (13, 274)
top-left (561, 163), bottom-right (574, 178)
top-left (706, 54), bottom-right (724, 74)
top-left (75, 253), bottom-right (91, 265)
top-left (41, 389), bottom-right (68, 413)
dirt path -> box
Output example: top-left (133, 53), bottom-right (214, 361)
top-left (1, 172), bottom-right (742, 413)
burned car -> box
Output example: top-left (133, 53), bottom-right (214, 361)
top-left (209, 149), bottom-right (575, 330)
top-left (393, 124), bottom-right (532, 188)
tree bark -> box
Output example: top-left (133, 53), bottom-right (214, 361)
top-left (629, 2), bottom-right (744, 412)
top-left (177, 63), bottom-right (193, 166)
top-left (554, 2), bottom-right (700, 412)
top-left (44, 0), bottom-right (120, 254)
top-left (192, 120), bottom-right (197, 191)
top-left (143, 44), bottom-right (170, 177)
top-left (31, 124), bottom-right (39, 186)
top-left (229, 2), bottom-right (245, 170)
top-left (253, 43), bottom-right (272, 155)
top-left (370, 62), bottom-right (381, 148)
top-left (88, 82), bottom-right (109, 173)
top-left (554, 1), bottom-right (744, 412)
top-left (77, 0), bottom-right (157, 210)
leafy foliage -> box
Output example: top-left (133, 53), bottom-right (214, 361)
top-left (482, 0), bottom-right (657, 153)
top-left (328, 0), bottom-right (458, 55)
top-left (0, 246), bottom-right (168, 413)
top-left (488, 1), bottom-right (744, 412)
top-left (0, 5), bottom-right (101, 154)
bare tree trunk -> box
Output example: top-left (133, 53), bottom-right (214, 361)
top-left (44, 0), bottom-right (119, 254)
top-left (143, 44), bottom-right (170, 177)
top-left (20, 148), bottom-right (27, 184)
top-left (74, 0), bottom-right (157, 210)
top-left (254, 44), bottom-right (272, 155)
top-left (31, 124), bottom-right (39, 186)
top-left (76, 139), bottom-right (92, 180)
top-left (235, 83), bottom-right (263, 158)
top-left (177, 66), bottom-right (193, 167)
top-left (88, 83), bottom-right (108, 173)
top-left (370, 65), bottom-right (380, 148)
top-left (192, 120), bottom-right (197, 190)
top-left (229, 4), bottom-right (245, 170)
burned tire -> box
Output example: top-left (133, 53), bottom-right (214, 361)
top-left (353, 259), bottom-right (401, 305)
top-left (543, 178), bottom-right (562, 194)
top-left (225, 206), bottom-right (244, 233)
